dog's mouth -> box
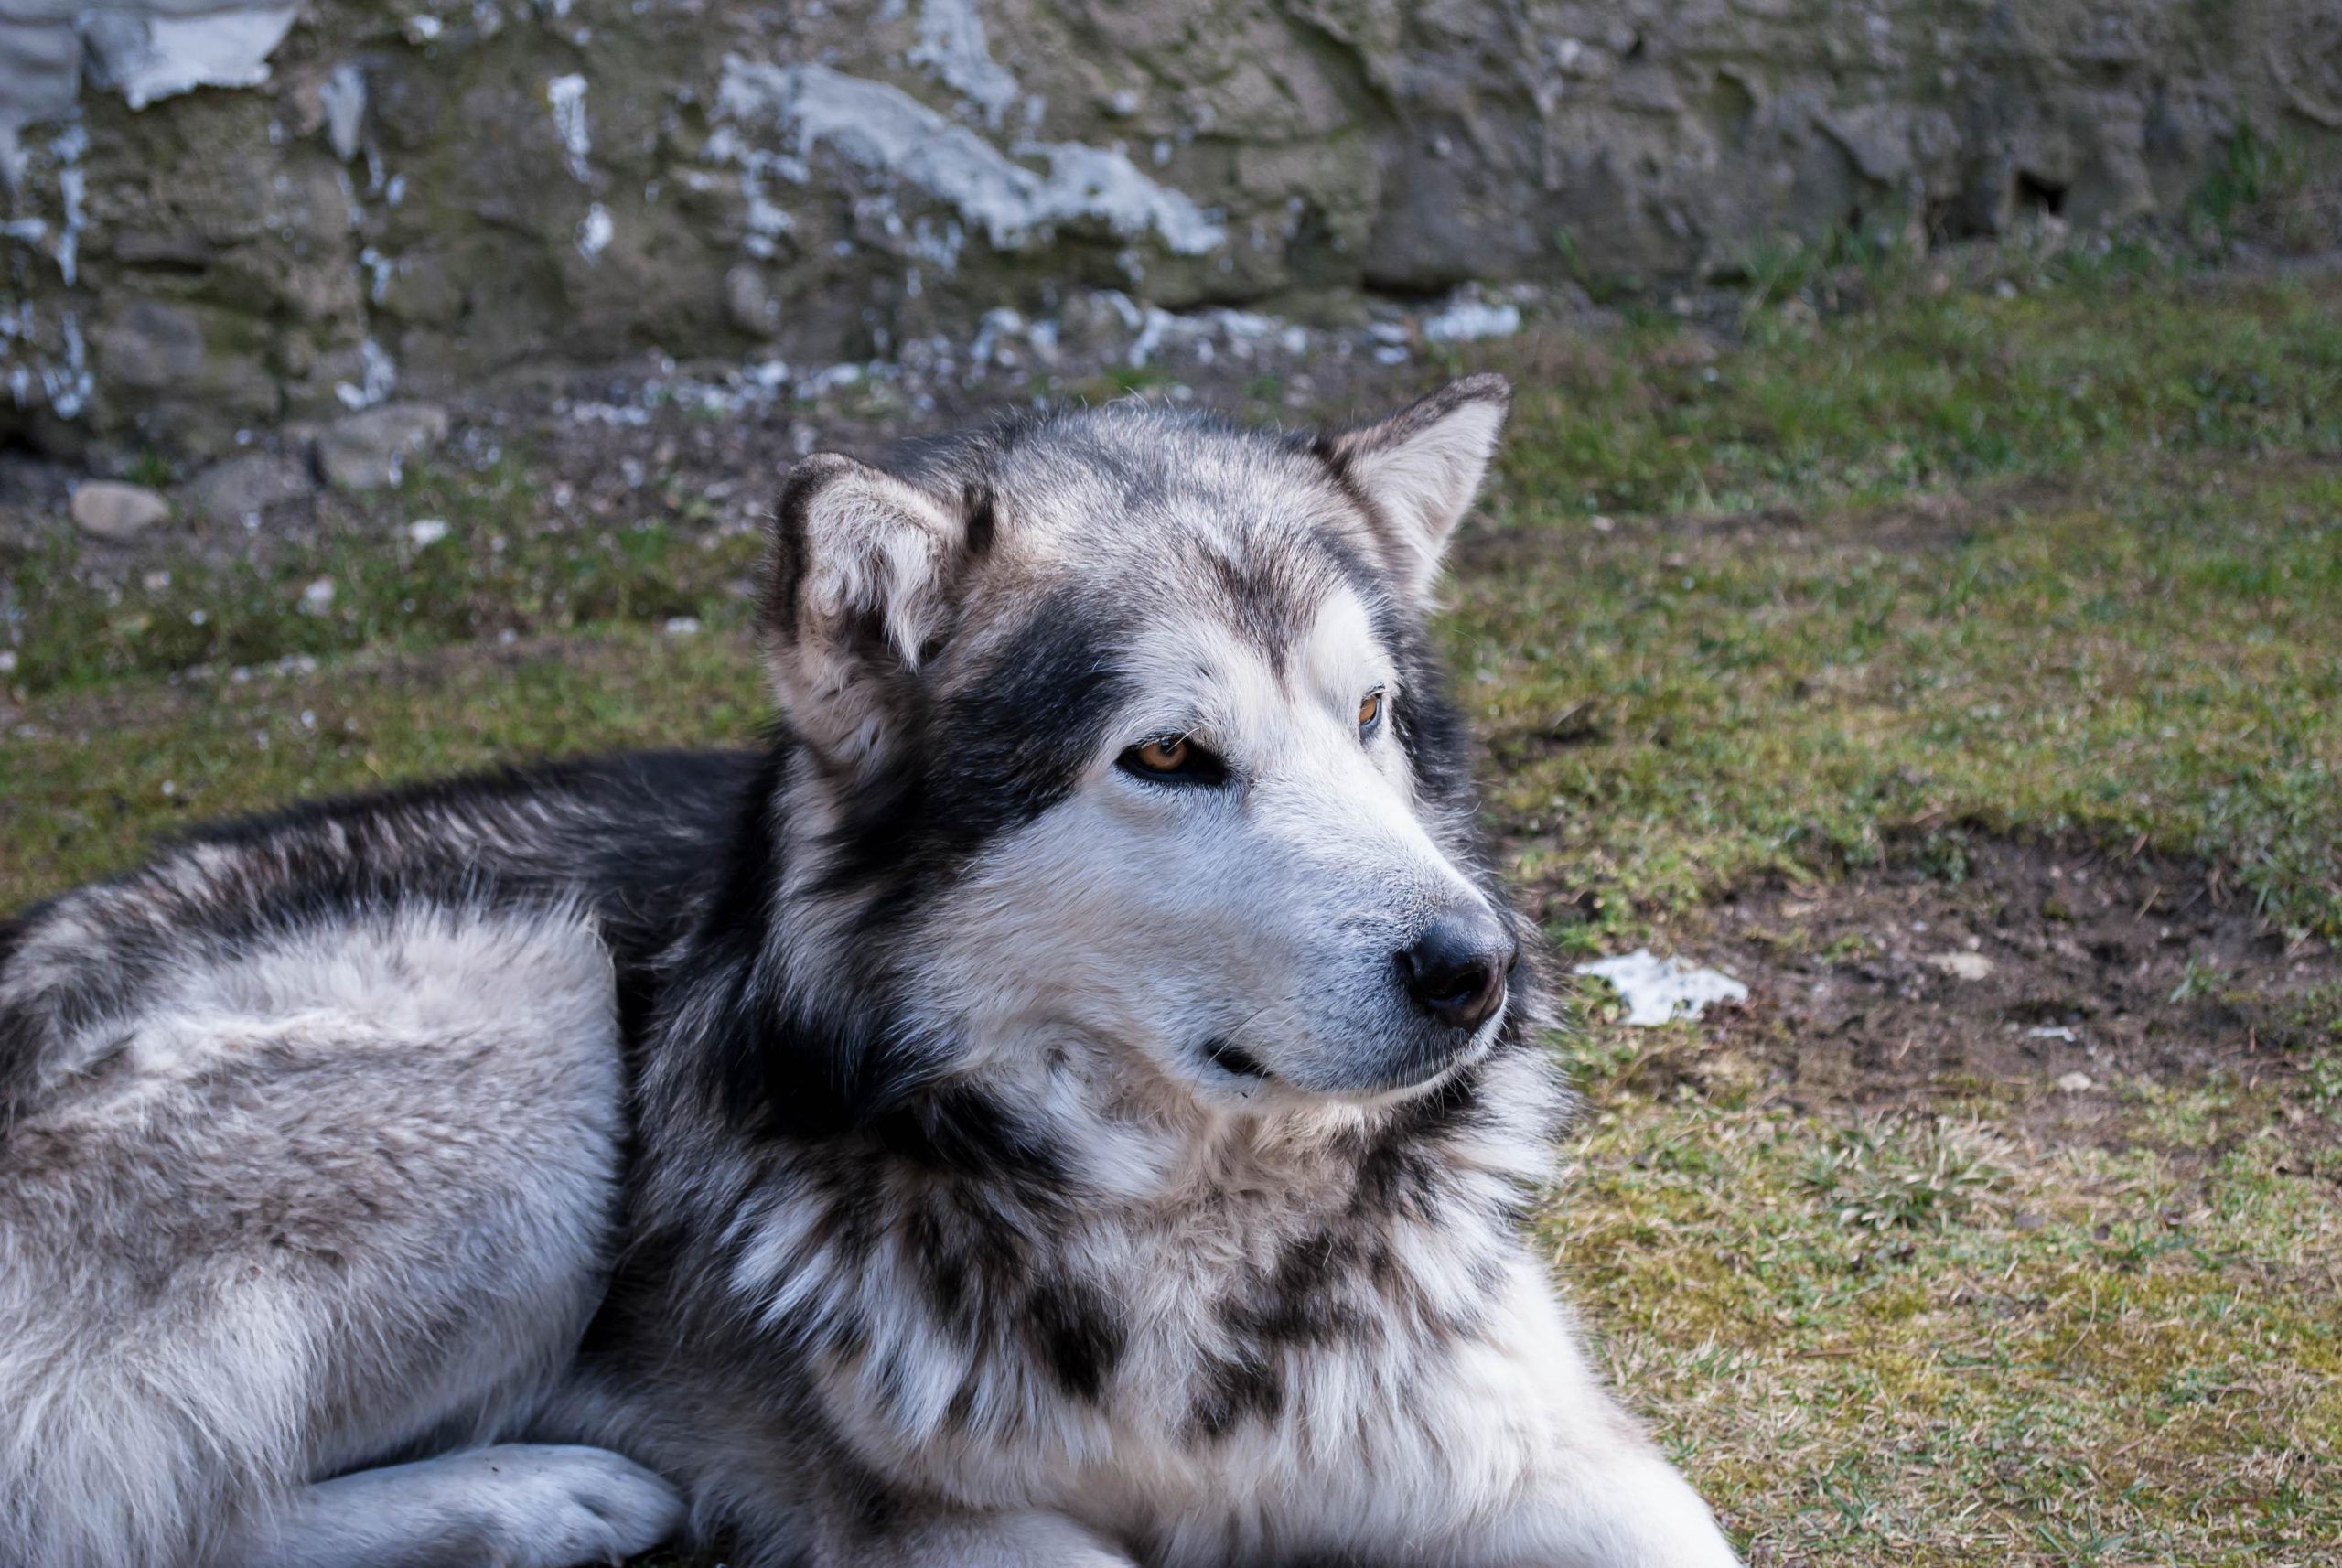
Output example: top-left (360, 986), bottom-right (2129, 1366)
top-left (1199, 1036), bottom-right (1272, 1080)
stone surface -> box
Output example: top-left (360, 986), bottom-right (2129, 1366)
top-left (316, 402), bottom-right (450, 491)
top-left (186, 452), bottom-right (315, 524)
top-left (2, 0), bottom-right (2337, 455)
top-left (70, 479), bottom-right (170, 541)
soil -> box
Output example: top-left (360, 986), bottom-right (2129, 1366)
top-left (1654, 832), bottom-right (2341, 1154)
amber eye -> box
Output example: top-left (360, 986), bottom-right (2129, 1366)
top-left (1133, 736), bottom-right (1190, 773)
top-left (1358, 689), bottom-right (1385, 736)
top-left (1117, 732), bottom-right (1229, 786)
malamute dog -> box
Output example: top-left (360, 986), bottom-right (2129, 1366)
top-left (0, 376), bottom-right (1743, 1567)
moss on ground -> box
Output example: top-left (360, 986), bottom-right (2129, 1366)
top-left (4, 265), bottom-right (2338, 1566)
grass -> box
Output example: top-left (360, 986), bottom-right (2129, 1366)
top-left (1554, 1088), bottom-right (2340, 1565)
top-left (5, 455), bottom-right (760, 693)
top-left (1488, 269), bottom-right (2342, 520)
top-left (1452, 455), bottom-right (2342, 941)
top-left (5, 263), bottom-right (2339, 1566)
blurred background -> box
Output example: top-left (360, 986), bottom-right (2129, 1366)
top-left (4, 5), bottom-right (2340, 1565)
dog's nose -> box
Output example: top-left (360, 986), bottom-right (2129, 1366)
top-left (1397, 908), bottom-right (1517, 1032)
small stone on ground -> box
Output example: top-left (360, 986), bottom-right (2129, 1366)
top-left (1575, 950), bottom-right (1750, 1026)
top-left (317, 403), bottom-right (451, 491)
top-left (1926, 950), bottom-right (1995, 981)
top-left (187, 454), bottom-right (316, 525)
top-left (70, 481), bottom-right (170, 541)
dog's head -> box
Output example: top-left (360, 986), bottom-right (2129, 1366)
top-left (752, 375), bottom-right (1522, 1122)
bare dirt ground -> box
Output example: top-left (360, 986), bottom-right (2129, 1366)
top-left (1666, 834), bottom-right (2339, 1155)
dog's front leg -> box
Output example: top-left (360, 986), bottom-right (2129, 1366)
top-left (1434, 1267), bottom-right (1745, 1568)
top-left (1465, 1448), bottom-right (1744, 1568)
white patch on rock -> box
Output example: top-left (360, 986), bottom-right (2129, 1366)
top-left (406, 517), bottom-right (449, 546)
top-left (334, 337), bottom-right (398, 410)
top-left (714, 58), bottom-right (1222, 259)
top-left (575, 201), bottom-right (613, 261)
top-left (51, 122), bottom-right (86, 285)
top-left (2054, 1070), bottom-right (2094, 1093)
top-left (321, 62), bottom-right (367, 162)
top-left (547, 71), bottom-right (592, 183)
top-left (4, 2), bottom-right (292, 197)
top-left (908, 0), bottom-right (1018, 127)
top-left (360, 244), bottom-right (397, 302)
top-left (1422, 298), bottom-right (1522, 344)
top-left (1026, 139), bottom-right (1221, 253)
top-left (742, 189), bottom-right (793, 258)
top-left (1574, 950), bottom-right (1750, 1026)
top-left (106, 8), bottom-right (303, 111)
top-left (44, 308), bottom-right (91, 418)
top-left (1, 122), bottom-right (86, 299)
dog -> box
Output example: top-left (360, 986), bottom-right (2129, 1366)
top-left (0, 374), bottom-right (1744, 1568)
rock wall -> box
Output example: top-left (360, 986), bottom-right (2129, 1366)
top-left (4, 0), bottom-right (2337, 457)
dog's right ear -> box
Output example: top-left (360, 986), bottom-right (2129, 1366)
top-left (762, 454), bottom-right (976, 769)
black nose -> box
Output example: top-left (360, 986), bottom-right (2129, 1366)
top-left (1397, 908), bottom-right (1517, 1032)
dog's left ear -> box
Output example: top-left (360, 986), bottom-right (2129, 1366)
top-left (1327, 372), bottom-right (1511, 601)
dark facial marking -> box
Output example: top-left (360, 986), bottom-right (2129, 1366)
top-left (865, 1082), bottom-right (1065, 1186)
top-left (1198, 541), bottom-right (1332, 676)
top-left (820, 585), bottom-right (1133, 925)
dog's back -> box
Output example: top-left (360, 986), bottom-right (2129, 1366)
top-left (0, 753), bottom-right (754, 1567)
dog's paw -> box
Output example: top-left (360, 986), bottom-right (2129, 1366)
top-left (874, 1509), bottom-right (1137, 1568)
top-left (450, 1444), bottom-right (685, 1566)
top-left (992, 1511), bottom-right (1139, 1568)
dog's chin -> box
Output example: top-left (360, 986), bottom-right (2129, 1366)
top-left (1192, 1011), bottom-right (1504, 1109)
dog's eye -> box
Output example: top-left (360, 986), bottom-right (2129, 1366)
top-left (1118, 735), bottom-right (1228, 785)
top-left (1134, 736), bottom-right (1188, 771)
top-left (1358, 689), bottom-right (1385, 737)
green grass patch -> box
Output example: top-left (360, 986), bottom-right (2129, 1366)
top-left (1489, 270), bottom-right (2342, 518)
top-left (1456, 456), bottom-right (2342, 938)
top-left (1553, 1076), bottom-right (2342, 1565)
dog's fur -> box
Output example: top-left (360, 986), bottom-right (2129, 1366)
top-left (0, 377), bottom-right (1742, 1568)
